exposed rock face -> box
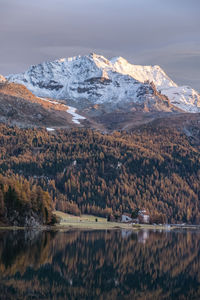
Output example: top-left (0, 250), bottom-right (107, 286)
top-left (7, 53), bottom-right (200, 113)
top-left (6, 209), bottom-right (41, 227)
top-left (0, 75), bottom-right (6, 83)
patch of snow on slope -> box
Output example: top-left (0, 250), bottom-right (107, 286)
top-left (39, 97), bottom-right (86, 125)
top-left (46, 128), bottom-right (55, 131)
top-left (66, 106), bottom-right (86, 124)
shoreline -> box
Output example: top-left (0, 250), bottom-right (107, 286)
top-left (1, 211), bottom-right (200, 231)
top-left (0, 223), bottom-right (200, 231)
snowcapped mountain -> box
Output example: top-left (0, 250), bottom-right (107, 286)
top-left (110, 56), bottom-right (177, 90)
top-left (110, 57), bottom-right (200, 113)
top-left (6, 53), bottom-right (200, 113)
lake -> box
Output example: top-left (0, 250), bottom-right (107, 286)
top-left (0, 229), bottom-right (200, 300)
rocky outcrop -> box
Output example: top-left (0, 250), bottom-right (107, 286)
top-left (0, 75), bottom-right (6, 84)
top-left (6, 209), bottom-right (41, 227)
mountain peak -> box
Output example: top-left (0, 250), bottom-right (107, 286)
top-left (6, 53), bottom-right (200, 113)
top-left (88, 52), bottom-right (102, 58)
top-left (110, 56), bottom-right (129, 65)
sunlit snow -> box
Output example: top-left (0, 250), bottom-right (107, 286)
top-left (7, 53), bottom-right (200, 113)
top-left (66, 106), bottom-right (86, 124)
top-left (39, 98), bottom-right (86, 125)
top-left (46, 128), bottom-right (55, 131)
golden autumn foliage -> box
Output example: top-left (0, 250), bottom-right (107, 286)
top-left (0, 174), bottom-right (54, 225)
top-left (0, 124), bottom-right (199, 223)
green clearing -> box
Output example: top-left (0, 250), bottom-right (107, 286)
top-left (53, 211), bottom-right (175, 230)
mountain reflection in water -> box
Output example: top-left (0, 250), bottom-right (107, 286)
top-left (0, 229), bottom-right (200, 300)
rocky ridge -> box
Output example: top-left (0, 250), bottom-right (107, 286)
top-left (6, 53), bottom-right (200, 113)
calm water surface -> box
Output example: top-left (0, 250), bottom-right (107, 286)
top-left (0, 229), bottom-right (200, 300)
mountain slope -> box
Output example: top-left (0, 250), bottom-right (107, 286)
top-left (0, 80), bottom-right (180, 132)
top-left (110, 56), bottom-right (177, 89)
top-left (0, 124), bottom-right (199, 223)
top-left (111, 57), bottom-right (200, 113)
top-left (0, 81), bottom-right (87, 128)
top-left (7, 53), bottom-right (200, 113)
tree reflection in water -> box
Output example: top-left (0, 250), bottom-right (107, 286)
top-left (0, 229), bottom-right (200, 300)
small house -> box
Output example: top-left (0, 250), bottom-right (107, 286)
top-left (138, 209), bottom-right (150, 224)
top-left (121, 214), bottom-right (132, 223)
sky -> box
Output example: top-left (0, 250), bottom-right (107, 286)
top-left (0, 0), bottom-right (200, 90)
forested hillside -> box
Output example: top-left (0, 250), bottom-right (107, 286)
top-left (0, 124), bottom-right (199, 223)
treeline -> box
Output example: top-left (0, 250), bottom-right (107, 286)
top-left (0, 174), bottom-right (55, 226)
top-left (0, 124), bottom-right (199, 223)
